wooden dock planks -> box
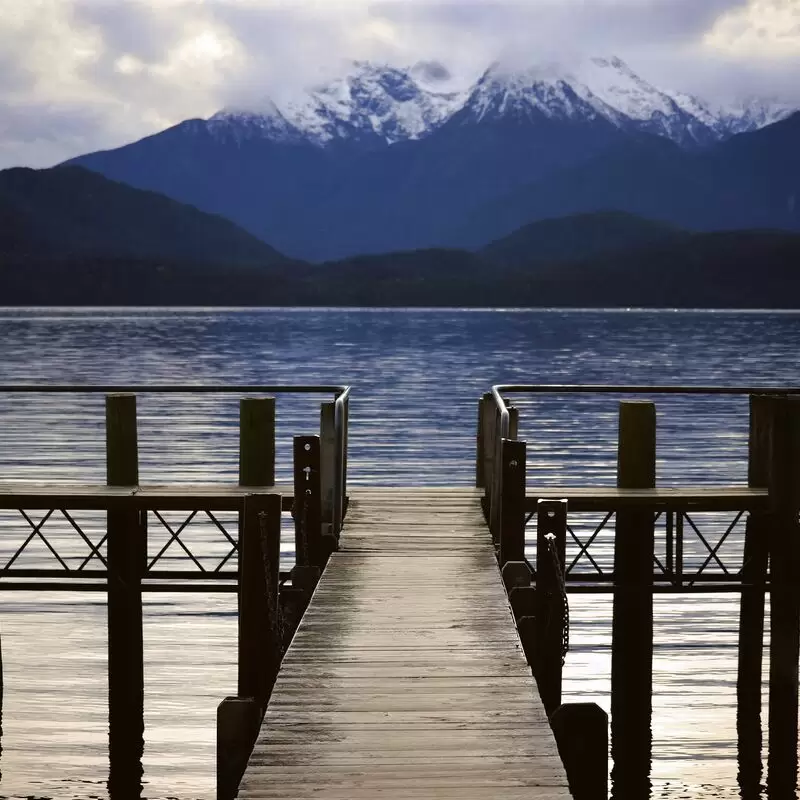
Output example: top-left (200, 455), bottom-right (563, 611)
top-left (237, 487), bottom-right (572, 799)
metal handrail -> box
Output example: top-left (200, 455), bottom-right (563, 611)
top-left (0, 383), bottom-right (353, 535)
top-left (490, 384), bottom-right (800, 441)
top-left (333, 386), bottom-right (351, 536)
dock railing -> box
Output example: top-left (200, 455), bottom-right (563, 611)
top-left (0, 384), bottom-right (351, 795)
top-left (479, 384), bottom-right (800, 796)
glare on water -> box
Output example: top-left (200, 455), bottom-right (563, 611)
top-left (0, 307), bottom-right (798, 799)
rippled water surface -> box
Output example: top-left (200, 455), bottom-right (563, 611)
top-left (0, 307), bottom-right (799, 799)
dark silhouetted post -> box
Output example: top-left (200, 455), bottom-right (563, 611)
top-left (611, 400), bottom-right (655, 797)
top-left (320, 401), bottom-right (336, 537)
top-left (238, 397), bottom-right (280, 709)
top-left (535, 498), bottom-right (567, 716)
top-left (499, 438), bottom-right (526, 567)
top-left (767, 395), bottom-right (800, 795)
top-left (217, 696), bottom-right (261, 800)
top-left (238, 493), bottom-right (282, 709)
top-left (239, 397), bottom-right (275, 488)
top-left (477, 392), bottom-right (493, 488)
top-left (551, 702), bottom-right (609, 800)
top-left (106, 393), bottom-right (144, 795)
top-left (490, 404), bottom-right (518, 543)
top-left (293, 436), bottom-right (324, 569)
top-left (736, 395), bottom-right (772, 793)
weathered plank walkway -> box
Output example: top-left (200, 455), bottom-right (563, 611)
top-left (237, 487), bottom-right (571, 799)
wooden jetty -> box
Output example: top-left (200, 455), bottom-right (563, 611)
top-left (236, 487), bottom-right (571, 799)
top-left (2, 383), bottom-right (800, 798)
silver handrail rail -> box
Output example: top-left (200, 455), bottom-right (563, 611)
top-left (490, 383), bottom-right (800, 441)
top-left (333, 386), bottom-right (351, 537)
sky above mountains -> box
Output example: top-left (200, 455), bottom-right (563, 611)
top-left (1, 0), bottom-right (799, 169)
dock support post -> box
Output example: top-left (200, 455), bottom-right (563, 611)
top-left (106, 393), bottom-right (144, 792)
top-left (477, 392), bottom-right (493, 488)
top-left (293, 436), bottom-right (325, 570)
top-left (490, 404), bottom-right (518, 543)
top-left (280, 437), bottom-right (324, 644)
top-left (611, 400), bottom-right (655, 795)
top-left (736, 395), bottom-right (772, 792)
top-left (320, 401), bottom-right (337, 540)
top-left (239, 397), bottom-right (276, 488)
top-left (238, 493), bottom-right (282, 708)
top-left (535, 498), bottom-right (567, 716)
top-left (551, 702), bottom-right (608, 800)
top-left (238, 396), bottom-right (280, 709)
top-left (767, 395), bottom-right (800, 795)
top-left (217, 696), bottom-right (261, 800)
top-left (499, 438), bottom-right (526, 567)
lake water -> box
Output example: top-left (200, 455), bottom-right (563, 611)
top-left (0, 307), bottom-right (799, 799)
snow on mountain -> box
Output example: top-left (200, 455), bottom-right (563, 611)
top-left (574, 56), bottom-right (679, 121)
top-left (461, 62), bottom-right (616, 125)
top-left (462, 56), bottom-right (728, 145)
top-left (209, 99), bottom-right (305, 144)
top-left (718, 97), bottom-right (795, 135)
top-left (207, 57), bottom-right (795, 150)
top-left (212, 62), bottom-right (464, 148)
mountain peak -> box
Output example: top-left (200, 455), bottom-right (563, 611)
top-left (200, 56), bottom-right (795, 150)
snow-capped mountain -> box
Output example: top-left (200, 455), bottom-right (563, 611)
top-left (211, 61), bottom-right (465, 148)
top-left (208, 56), bottom-right (794, 151)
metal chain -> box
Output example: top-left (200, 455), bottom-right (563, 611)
top-left (546, 533), bottom-right (570, 666)
top-left (299, 485), bottom-right (311, 567)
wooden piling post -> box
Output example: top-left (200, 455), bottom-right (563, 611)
top-left (105, 393), bottom-right (145, 792)
top-left (342, 395), bottom-right (349, 507)
top-left (611, 400), bottom-right (656, 795)
top-left (490, 404), bottom-right (518, 542)
top-left (499, 438), bottom-right (526, 567)
top-left (320, 401), bottom-right (336, 537)
top-left (238, 493), bottom-right (282, 709)
top-left (217, 696), bottom-right (261, 800)
top-left (551, 702), bottom-right (608, 800)
top-left (736, 394), bottom-right (772, 792)
top-left (239, 397), bottom-right (276, 487)
top-left (477, 392), bottom-right (493, 488)
top-left (767, 395), bottom-right (800, 794)
top-left (535, 498), bottom-right (567, 716)
top-left (293, 436), bottom-right (324, 569)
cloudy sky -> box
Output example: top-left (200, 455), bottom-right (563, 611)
top-left (1, 0), bottom-right (798, 169)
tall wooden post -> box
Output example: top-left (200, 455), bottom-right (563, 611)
top-left (736, 395), bottom-right (772, 793)
top-left (551, 702), bottom-right (609, 800)
top-left (611, 400), bottom-right (656, 796)
top-left (477, 392), bottom-right (493, 488)
top-left (499, 438), bottom-right (526, 567)
top-left (767, 395), bottom-right (800, 795)
top-left (239, 398), bottom-right (275, 488)
top-left (217, 696), bottom-right (261, 800)
top-left (490, 404), bottom-right (518, 543)
top-left (320, 401), bottom-right (336, 537)
top-left (293, 436), bottom-right (323, 569)
top-left (106, 393), bottom-right (144, 793)
top-left (238, 493), bottom-right (282, 709)
top-left (238, 397), bottom-right (279, 707)
top-left (535, 498), bottom-right (567, 716)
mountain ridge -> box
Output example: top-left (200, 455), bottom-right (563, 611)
top-left (0, 165), bottom-right (288, 266)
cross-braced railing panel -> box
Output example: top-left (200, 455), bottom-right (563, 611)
top-left (146, 509), bottom-right (240, 574)
top-left (524, 508), bottom-right (755, 586)
top-left (0, 508), bottom-right (108, 572)
top-left (0, 490), bottom-right (295, 588)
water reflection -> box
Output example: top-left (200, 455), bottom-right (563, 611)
top-left (0, 308), bottom-right (799, 798)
